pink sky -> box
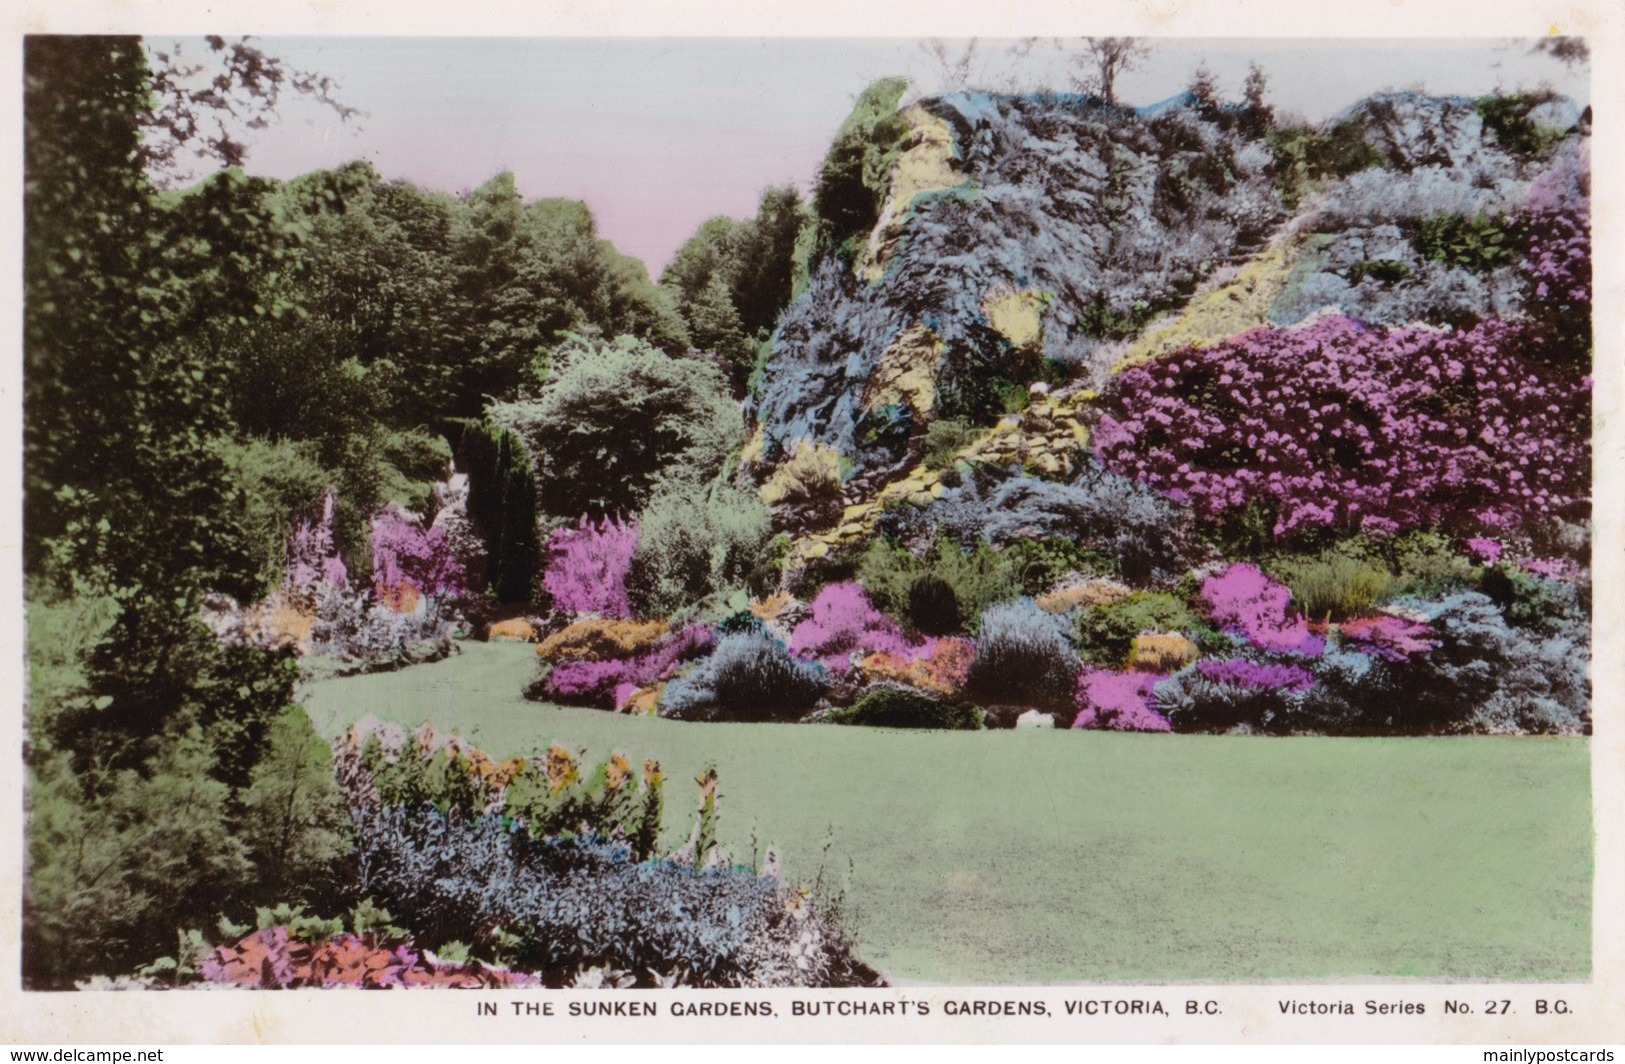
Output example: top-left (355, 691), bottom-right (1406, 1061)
top-left (181, 37), bottom-right (1588, 275)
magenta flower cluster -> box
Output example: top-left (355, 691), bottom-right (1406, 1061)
top-left (1199, 563), bottom-right (1321, 656)
top-left (542, 517), bottom-right (637, 618)
top-left (370, 506), bottom-right (466, 599)
top-left (1520, 152), bottom-right (1590, 332)
top-left (788, 582), bottom-right (917, 670)
top-left (1072, 668), bottom-right (1171, 732)
top-left (1195, 658), bottom-right (1315, 692)
top-left (1338, 615), bottom-right (1436, 662)
top-left (544, 624), bottom-right (714, 707)
top-left (1095, 315), bottom-right (1590, 537)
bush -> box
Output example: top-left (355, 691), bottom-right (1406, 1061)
top-left (826, 686), bottom-right (984, 730)
top-left (965, 599), bottom-right (1078, 706)
top-left (855, 637), bottom-right (974, 697)
top-left (921, 418), bottom-right (982, 469)
top-left (351, 810), bottom-right (875, 987)
top-left (759, 441), bottom-right (844, 533)
top-left (457, 420), bottom-right (540, 605)
top-left (1199, 563), bottom-right (1322, 655)
top-left (238, 706), bottom-right (352, 905)
top-left (788, 582), bottom-right (914, 670)
top-left (489, 334), bottom-right (741, 519)
top-left (1095, 315), bottom-right (1591, 540)
top-left (25, 729), bottom-right (252, 987)
top-left (659, 631), bottom-right (825, 722)
top-left (537, 625), bottom-right (714, 709)
top-left (857, 534), bottom-right (1021, 636)
top-left (1388, 530), bottom-right (1481, 598)
top-left (627, 483), bottom-right (775, 617)
top-left (1266, 542), bottom-right (1395, 621)
top-left (891, 464), bottom-right (1204, 584)
top-left (537, 617), bottom-right (670, 663)
top-left (1153, 664), bottom-right (1308, 734)
top-left (1075, 592), bottom-right (1198, 667)
top-left (1073, 669), bottom-right (1171, 732)
top-left (338, 724), bottom-right (877, 986)
top-left (542, 517), bottom-right (637, 618)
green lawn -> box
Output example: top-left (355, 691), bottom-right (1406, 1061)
top-left (301, 641), bottom-right (1593, 984)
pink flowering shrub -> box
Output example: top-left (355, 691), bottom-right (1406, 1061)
top-left (543, 517), bottom-right (637, 618)
top-left (200, 926), bottom-right (540, 989)
top-left (1339, 615), bottom-right (1437, 662)
top-left (1073, 669), bottom-right (1171, 732)
top-left (1195, 659), bottom-right (1315, 692)
top-left (542, 624), bottom-right (714, 707)
top-left (1520, 150), bottom-right (1590, 345)
top-left (370, 505), bottom-right (467, 601)
top-left (789, 582), bottom-right (915, 670)
top-left (1464, 537), bottom-right (1503, 564)
top-left (1199, 563), bottom-right (1322, 656)
top-left (285, 488), bottom-right (348, 590)
top-left (1095, 315), bottom-right (1590, 538)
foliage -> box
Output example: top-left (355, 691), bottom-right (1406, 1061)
top-left (810, 77), bottom-right (910, 262)
top-left (826, 687), bottom-right (984, 730)
top-left (542, 517), bottom-right (637, 618)
top-left (788, 582), bottom-right (915, 670)
top-left (200, 925), bottom-right (539, 988)
top-left (1411, 211), bottom-right (1524, 272)
top-left (965, 598), bottom-right (1079, 705)
top-left (855, 637), bottom-right (975, 697)
top-left (237, 707), bottom-right (353, 904)
top-left (1199, 564), bottom-right (1321, 656)
top-left (24, 730), bottom-right (252, 986)
top-left (457, 420), bottom-right (539, 605)
top-left (857, 534), bottom-right (1021, 635)
top-left (760, 442), bottom-right (846, 533)
top-left (921, 418), bottom-right (983, 469)
top-left (627, 482), bottom-right (777, 617)
top-left (339, 722), bottom-right (876, 986)
top-left (1519, 152), bottom-right (1591, 350)
top-left (1096, 316), bottom-right (1591, 539)
top-left (1073, 669), bottom-right (1170, 732)
top-left (536, 618), bottom-right (672, 663)
top-left (660, 631), bottom-right (825, 722)
top-left (369, 505), bottom-right (466, 602)
top-left (1338, 615), bottom-right (1437, 662)
top-left (1475, 91), bottom-right (1568, 158)
top-left (351, 809), bottom-right (873, 987)
top-left (539, 626), bottom-right (715, 709)
top-left (490, 334), bottom-right (740, 519)
top-left (1075, 592), bottom-right (1199, 667)
top-left (340, 720), bottom-right (664, 856)
top-left (890, 464), bottom-right (1204, 584)
top-left (1265, 542), bottom-right (1395, 621)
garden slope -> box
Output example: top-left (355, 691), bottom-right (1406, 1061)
top-left (302, 643), bottom-right (1592, 984)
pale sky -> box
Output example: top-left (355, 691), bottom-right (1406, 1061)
top-left (160, 37), bottom-right (1589, 275)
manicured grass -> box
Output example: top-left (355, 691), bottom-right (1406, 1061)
top-left (302, 641), bottom-right (1593, 985)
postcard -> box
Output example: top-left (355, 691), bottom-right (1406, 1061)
top-left (2, 0), bottom-right (1620, 1047)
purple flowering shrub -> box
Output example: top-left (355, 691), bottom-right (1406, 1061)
top-left (541, 624), bottom-right (714, 708)
top-left (1072, 669), bottom-right (1170, 732)
top-left (370, 505), bottom-right (467, 602)
top-left (543, 517), bottom-right (637, 618)
top-left (1195, 659), bottom-right (1315, 692)
top-left (1519, 149), bottom-right (1590, 347)
top-left (788, 582), bottom-right (916, 672)
top-left (1199, 564), bottom-right (1322, 655)
top-left (1095, 315), bottom-right (1590, 539)
top-left (1338, 615), bottom-right (1436, 662)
